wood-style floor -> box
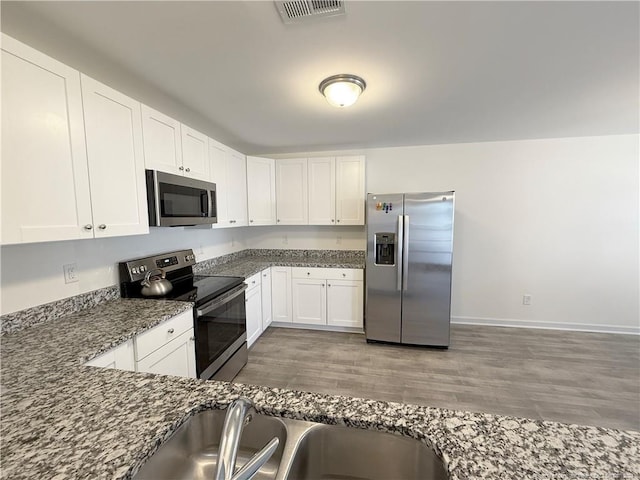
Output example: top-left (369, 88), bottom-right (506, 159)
top-left (234, 325), bottom-right (640, 431)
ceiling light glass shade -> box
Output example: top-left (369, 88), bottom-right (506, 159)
top-left (319, 74), bottom-right (366, 108)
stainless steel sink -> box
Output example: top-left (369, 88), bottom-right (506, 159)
top-left (133, 408), bottom-right (448, 480)
top-left (282, 423), bottom-right (448, 480)
top-left (133, 409), bottom-right (287, 480)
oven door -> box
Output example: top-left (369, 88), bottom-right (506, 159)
top-left (195, 283), bottom-right (247, 380)
top-left (147, 170), bottom-right (217, 226)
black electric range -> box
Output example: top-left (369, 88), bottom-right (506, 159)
top-left (119, 249), bottom-right (248, 381)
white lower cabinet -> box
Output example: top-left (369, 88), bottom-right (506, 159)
top-left (136, 328), bottom-right (196, 378)
top-left (292, 278), bottom-right (327, 325)
top-left (85, 339), bottom-right (135, 371)
top-left (85, 310), bottom-right (196, 379)
top-left (291, 268), bottom-right (363, 329)
top-left (245, 272), bottom-right (263, 348)
top-left (271, 266), bottom-right (292, 323)
top-left (135, 310), bottom-right (196, 378)
top-left (261, 268), bottom-right (273, 330)
top-left (327, 279), bottom-right (364, 328)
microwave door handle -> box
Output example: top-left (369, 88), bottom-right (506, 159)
top-left (208, 190), bottom-right (214, 218)
top-left (196, 284), bottom-right (247, 317)
top-left (201, 191), bottom-right (208, 217)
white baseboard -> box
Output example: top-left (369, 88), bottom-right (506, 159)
top-left (451, 316), bottom-right (640, 335)
top-left (270, 322), bottom-right (364, 334)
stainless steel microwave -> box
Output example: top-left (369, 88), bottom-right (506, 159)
top-left (146, 170), bottom-right (217, 227)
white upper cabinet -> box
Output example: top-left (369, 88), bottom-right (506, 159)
top-left (247, 156), bottom-right (276, 226)
top-left (142, 105), bottom-right (209, 181)
top-left (141, 105), bottom-right (183, 176)
top-left (276, 158), bottom-right (308, 225)
top-left (180, 125), bottom-right (209, 181)
top-left (208, 140), bottom-right (247, 228)
top-left (81, 74), bottom-right (149, 238)
top-left (335, 155), bottom-right (366, 225)
top-left (1, 34), bottom-right (93, 245)
top-left (226, 149), bottom-right (248, 226)
top-left (208, 138), bottom-right (229, 226)
top-left (308, 157), bottom-right (337, 225)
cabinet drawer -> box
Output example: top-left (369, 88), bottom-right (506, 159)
top-left (292, 267), bottom-right (363, 281)
top-left (244, 272), bottom-right (262, 291)
top-left (325, 268), bottom-right (363, 281)
top-left (135, 310), bottom-right (193, 361)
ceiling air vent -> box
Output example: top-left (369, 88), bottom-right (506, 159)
top-left (275, 0), bottom-right (345, 24)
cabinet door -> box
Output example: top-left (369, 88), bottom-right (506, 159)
top-left (327, 280), bottom-right (364, 328)
top-left (261, 268), bottom-right (273, 330)
top-left (136, 329), bottom-right (196, 378)
top-left (227, 149), bottom-right (248, 226)
top-left (209, 138), bottom-right (229, 227)
top-left (292, 278), bottom-right (326, 325)
top-left (335, 155), bottom-right (365, 225)
top-left (276, 158), bottom-right (308, 225)
top-left (246, 156), bottom-right (276, 226)
top-left (1, 34), bottom-right (93, 244)
top-left (181, 125), bottom-right (209, 181)
top-left (81, 74), bottom-right (149, 238)
top-left (141, 105), bottom-right (183, 176)
top-left (246, 285), bottom-right (263, 348)
top-left (85, 340), bottom-right (135, 371)
top-left (271, 266), bottom-right (292, 323)
top-left (308, 157), bottom-right (336, 225)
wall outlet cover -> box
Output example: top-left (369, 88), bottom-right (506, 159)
top-left (63, 263), bottom-right (79, 284)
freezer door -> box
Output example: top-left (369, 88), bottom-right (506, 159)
top-left (401, 192), bottom-right (454, 346)
top-left (365, 193), bottom-right (404, 343)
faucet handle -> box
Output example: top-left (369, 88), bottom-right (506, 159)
top-left (230, 437), bottom-right (280, 480)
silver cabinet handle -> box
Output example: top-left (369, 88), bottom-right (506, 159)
top-left (250, 219), bottom-right (254, 223)
top-left (321, 283), bottom-right (325, 288)
top-left (263, 274), bottom-right (267, 277)
top-left (342, 273), bottom-right (346, 277)
top-left (84, 224), bottom-right (93, 230)
top-left (277, 219), bottom-right (280, 223)
top-left (167, 328), bottom-right (175, 334)
top-left (252, 280), bottom-right (256, 284)
top-left (189, 336), bottom-right (195, 341)
top-left (98, 224), bottom-right (107, 230)
top-left (179, 166), bottom-right (184, 171)
top-left (331, 219), bottom-right (335, 223)
top-left (337, 219), bottom-right (341, 223)
top-left (328, 284), bottom-right (331, 287)
top-left (185, 168), bottom-right (190, 172)
top-left (307, 272), bottom-right (310, 276)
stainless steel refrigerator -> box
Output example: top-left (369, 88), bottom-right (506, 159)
top-left (365, 192), bottom-right (455, 347)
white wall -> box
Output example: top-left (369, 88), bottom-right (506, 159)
top-left (365, 135), bottom-right (639, 332)
top-left (244, 225), bottom-right (365, 251)
top-left (0, 227), bottom-right (248, 315)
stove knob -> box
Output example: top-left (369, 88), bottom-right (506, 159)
top-left (140, 265), bottom-right (147, 272)
top-left (132, 267), bottom-right (139, 274)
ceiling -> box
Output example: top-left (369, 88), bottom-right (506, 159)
top-left (1, 1), bottom-right (638, 155)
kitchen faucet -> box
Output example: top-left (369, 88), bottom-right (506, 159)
top-left (214, 397), bottom-right (280, 480)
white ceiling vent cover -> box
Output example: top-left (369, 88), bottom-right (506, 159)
top-left (275, 1), bottom-right (345, 24)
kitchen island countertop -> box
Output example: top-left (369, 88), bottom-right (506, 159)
top-left (1, 295), bottom-right (638, 480)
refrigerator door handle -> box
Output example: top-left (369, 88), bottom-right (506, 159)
top-left (403, 215), bottom-right (409, 291)
top-left (397, 214), bottom-right (404, 291)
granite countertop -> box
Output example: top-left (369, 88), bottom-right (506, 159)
top-left (1, 297), bottom-right (638, 480)
top-left (195, 251), bottom-right (365, 279)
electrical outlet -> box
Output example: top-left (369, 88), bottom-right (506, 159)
top-left (522, 294), bottom-right (532, 306)
top-left (63, 263), bottom-right (78, 284)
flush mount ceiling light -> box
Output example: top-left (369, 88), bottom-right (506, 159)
top-left (319, 74), bottom-right (366, 108)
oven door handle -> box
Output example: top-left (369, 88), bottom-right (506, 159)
top-left (196, 283), bottom-right (248, 317)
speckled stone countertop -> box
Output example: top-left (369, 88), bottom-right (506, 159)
top-left (1, 297), bottom-right (638, 480)
top-left (195, 250), bottom-right (365, 279)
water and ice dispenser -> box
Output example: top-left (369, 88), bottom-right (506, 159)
top-left (374, 232), bottom-right (396, 265)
